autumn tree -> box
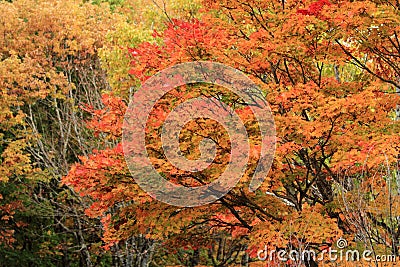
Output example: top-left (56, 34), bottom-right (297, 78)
top-left (0, 0), bottom-right (126, 265)
top-left (62, 0), bottom-right (400, 266)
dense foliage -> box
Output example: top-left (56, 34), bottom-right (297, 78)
top-left (0, 0), bottom-right (399, 266)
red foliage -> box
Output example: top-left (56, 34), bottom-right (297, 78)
top-left (297, 0), bottom-right (331, 16)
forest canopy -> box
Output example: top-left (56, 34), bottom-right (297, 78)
top-left (0, 0), bottom-right (399, 266)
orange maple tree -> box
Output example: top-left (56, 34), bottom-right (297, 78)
top-left (64, 0), bottom-right (400, 266)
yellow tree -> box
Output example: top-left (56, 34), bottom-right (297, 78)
top-left (0, 0), bottom-right (126, 265)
